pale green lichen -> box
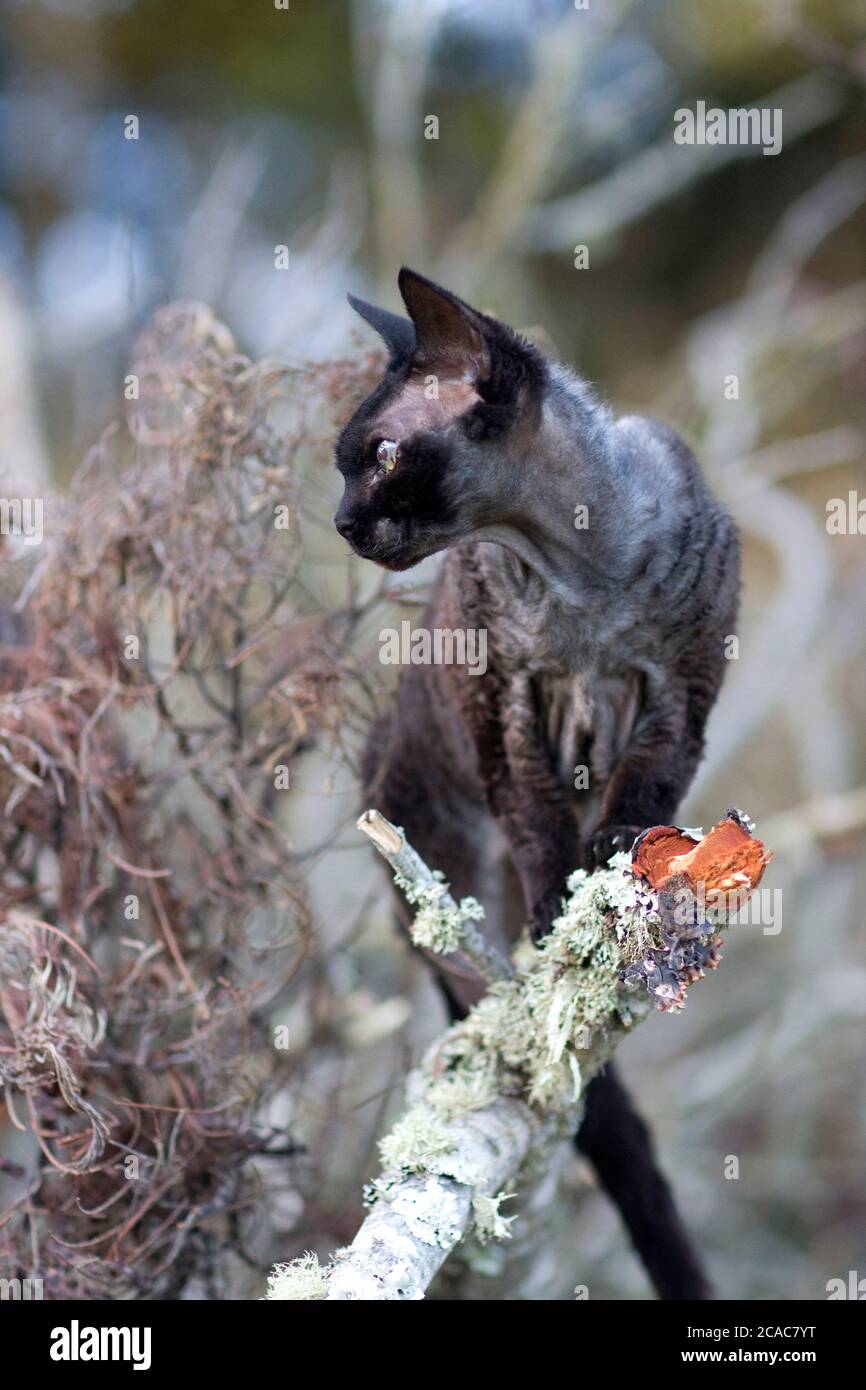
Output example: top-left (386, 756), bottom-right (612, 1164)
top-left (266, 1250), bottom-right (327, 1301)
top-left (391, 1177), bottom-right (464, 1249)
top-left (426, 1062), bottom-right (499, 1119)
top-left (388, 856), bottom-right (664, 1135)
top-left (393, 868), bottom-right (485, 956)
top-left (472, 1191), bottom-right (517, 1244)
top-left (379, 1107), bottom-right (456, 1173)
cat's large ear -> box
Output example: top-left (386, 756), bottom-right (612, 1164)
top-left (347, 293), bottom-right (415, 364)
top-left (397, 267), bottom-right (491, 383)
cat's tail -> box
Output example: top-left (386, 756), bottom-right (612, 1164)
top-left (576, 1062), bottom-right (712, 1300)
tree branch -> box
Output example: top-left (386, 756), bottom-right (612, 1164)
top-left (267, 810), bottom-right (770, 1301)
top-left (356, 808), bottom-right (513, 985)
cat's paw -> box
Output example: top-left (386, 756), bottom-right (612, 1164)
top-left (528, 886), bottom-right (569, 943)
top-left (589, 825), bottom-right (643, 870)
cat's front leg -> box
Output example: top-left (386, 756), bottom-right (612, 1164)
top-left (462, 669), bottom-right (581, 941)
top-left (485, 749), bottom-right (578, 941)
top-left (590, 693), bottom-right (702, 870)
top-left (505, 806), bottom-right (578, 942)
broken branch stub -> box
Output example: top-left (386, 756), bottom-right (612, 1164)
top-left (631, 808), bottom-right (773, 937)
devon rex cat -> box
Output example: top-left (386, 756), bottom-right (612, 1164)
top-left (334, 268), bottom-right (739, 1300)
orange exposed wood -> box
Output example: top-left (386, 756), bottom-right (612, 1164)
top-left (631, 810), bottom-right (772, 897)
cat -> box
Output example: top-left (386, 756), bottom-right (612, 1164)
top-left (334, 267), bottom-right (739, 1299)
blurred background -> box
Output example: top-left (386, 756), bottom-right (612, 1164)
top-left (1, 0), bottom-right (865, 1299)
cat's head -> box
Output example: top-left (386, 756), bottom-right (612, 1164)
top-left (333, 268), bottom-right (546, 571)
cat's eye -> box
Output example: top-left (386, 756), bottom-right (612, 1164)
top-left (375, 439), bottom-right (399, 472)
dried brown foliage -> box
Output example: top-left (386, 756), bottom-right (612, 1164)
top-left (0, 303), bottom-right (388, 1297)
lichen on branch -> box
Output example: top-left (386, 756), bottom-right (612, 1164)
top-left (268, 809), bottom-right (770, 1301)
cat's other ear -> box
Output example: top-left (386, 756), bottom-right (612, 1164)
top-left (397, 267), bottom-right (491, 383)
top-left (347, 293), bottom-right (415, 364)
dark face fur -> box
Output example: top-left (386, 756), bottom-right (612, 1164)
top-left (334, 268), bottom-right (545, 571)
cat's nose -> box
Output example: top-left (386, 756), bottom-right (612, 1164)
top-left (335, 511), bottom-right (357, 539)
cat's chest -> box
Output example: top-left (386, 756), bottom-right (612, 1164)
top-left (490, 573), bottom-right (643, 774)
top-left (538, 669), bottom-right (641, 792)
